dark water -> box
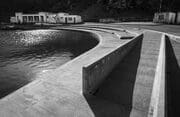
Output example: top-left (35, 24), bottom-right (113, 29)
top-left (0, 29), bottom-right (98, 98)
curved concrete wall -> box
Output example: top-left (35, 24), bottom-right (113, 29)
top-left (50, 29), bottom-right (99, 56)
top-left (0, 29), bottom-right (99, 99)
top-left (83, 34), bottom-right (143, 94)
top-left (37, 29), bottom-right (99, 51)
top-left (0, 26), bottom-right (142, 117)
top-left (1, 24), bottom-right (178, 117)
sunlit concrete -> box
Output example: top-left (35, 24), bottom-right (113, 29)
top-left (0, 23), bottom-right (180, 117)
top-left (0, 24), bottom-right (139, 117)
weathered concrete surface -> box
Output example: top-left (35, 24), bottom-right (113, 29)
top-left (0, 25), bottom-right (139, 117)
top-left (148, 34), bottom-right (166, 117)
top-left (111, 23), bottom-right (180, 36)
top-left (74, 22), bottom-right (180, 36)
top-left (0, 23), bottom-right (180, 117)
top-left (66, 24), bottom-right (142, 36)
top-left (83, 34), bottom-right (142, 94)
top-left (58, 23), bottom-right (179, 117)
top-left (95, 31), bottom-right (163, 117)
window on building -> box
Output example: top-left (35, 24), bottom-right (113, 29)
top-left (41, 16), bottom-right (44, 22)
top-left (68, 17), bottom-right (73, 21)
top-left (28, 16), bottom-right (33, 22)
top-left (159, 15), bottom-right (164, 20)
top-left (17, 16), bottom-right (20, 22)
top-left (23, 16), bottom-right (27, 22)
top-left (34, 16), bottom-right (39, 22)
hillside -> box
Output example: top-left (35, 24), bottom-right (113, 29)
top-left (0, 0), bottom-right (180, 22)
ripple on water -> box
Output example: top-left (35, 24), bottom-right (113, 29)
top-left (0, 30), bottom-right (76, 98)
top-left (0, 29), bottom-right (98, 98)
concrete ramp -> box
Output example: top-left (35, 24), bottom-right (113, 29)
top-left (1, 23), bottom-right (178, 117)
top-left (93, 31), bottom-right (163, 117)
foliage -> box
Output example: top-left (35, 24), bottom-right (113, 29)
top-left (0, 0), bottom-right (180, 22)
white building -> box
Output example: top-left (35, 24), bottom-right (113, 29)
top-left (56, 15), bottom-right (82, 24)
top-left (153, 12), bottom-right (176, 24)
top-left (10, 12), bottom-right (82, 24)
top-left (56, 13), bottom-right (69, 23)
top-left (46, 13), bottom-right (57, 23)
top-left (10, 12), bottom-right (49, 24)
top-left (10, 17), bottom-right (17, 23)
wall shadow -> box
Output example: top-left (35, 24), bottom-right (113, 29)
top-left (84, 37), bottom-right (143, 117)
top-left (166, 37), bottom-right (180, 117)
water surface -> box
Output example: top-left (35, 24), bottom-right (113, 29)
top-left (0, 29), bottom-right (98, 98)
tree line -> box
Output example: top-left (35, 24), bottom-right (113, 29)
top-left (0, 0), bottom-right (180, 21)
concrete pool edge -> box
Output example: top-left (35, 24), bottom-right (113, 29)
top-left (0, 26), bottom-right (141, 116)
top-left (82, 34), bottom-right (143, 94)
top-left (0, 24), bottom-right (179, 117)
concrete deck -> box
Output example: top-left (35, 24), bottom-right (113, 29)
top-left (0, 25), bottom-right (140, 117)
top-left (0, 23), bottom-right (180, 117)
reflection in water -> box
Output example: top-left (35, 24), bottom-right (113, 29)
top-left (0, 29), bottom-right (98, 98)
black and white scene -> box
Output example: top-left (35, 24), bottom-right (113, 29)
top-left (0, 0), bottom-right (180, 117)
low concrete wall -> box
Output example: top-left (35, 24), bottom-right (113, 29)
top-left (82, 34), bottom-right (143, 94)
top-left (148, 34), bottom-right (166, 117)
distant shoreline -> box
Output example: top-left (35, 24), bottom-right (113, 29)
top-left (0, 23), bottom-right (55, 30)
top-left (0, 22), bottom-right (84, 30)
